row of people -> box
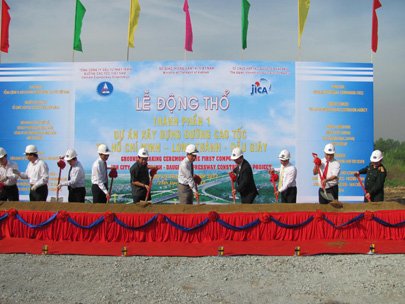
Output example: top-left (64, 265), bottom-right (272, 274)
top-left (0, 143), bottom-right (386, 203)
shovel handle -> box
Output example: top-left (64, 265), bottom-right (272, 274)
top-left (108, 178), bottom-right (114, 203)
top-left (145, 176), bottom-right (154, 203)
top-left (312, 153), bottom-right (334, 201)
top-left (229, 175), bottom-right (236, 204)
top-left (356, 175), bottom-right (371, 202)
top-left (56, 168), bottom-right (62, 200)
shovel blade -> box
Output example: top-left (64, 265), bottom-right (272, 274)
top-left (320, 190), bottom-right (334, 202)
top-left (50, 197), bottom-right (63, 203)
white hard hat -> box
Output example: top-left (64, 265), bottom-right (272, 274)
top-left (185, 144), bottom-right (199, 155)
top-left (231, 147), bottom-right (243, 160)
top-left (25, 145), bottom-right (38, 154)
top-left (370, 150), bottom-right (383, 162)
top-left (278, 149), bottom-right (290, 161)
top-left (324, 143), bottom-right (335, 154)
top-left (0, 147), bottom-right (6, 158)
top-left (65, 149), bottom-right (78, 161)
top-left (138, 147), bottom-right (149, 158)
top-left (97, 144), bottom-right (110, 155)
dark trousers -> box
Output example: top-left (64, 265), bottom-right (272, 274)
top-left (92, 183), bottom-right (108, 203)
top-left (30, 185), bottom-right (48, 201)
top-left (132, 190), bottom-right (150, 203)
top-left (281, 186), bottom-right (297, 203)
top-left (178, 184), bottom-right (193, 204)
top-left (0, 185), bottom-right (19, 201)
top-left (365, 191), bottom-right (384, 202)
top-left (240, 192), bottom-right (257, 204)
top-left (319, 185), bottom-right (339, 204)
top-left (68, 187), bottom-right (86, 203)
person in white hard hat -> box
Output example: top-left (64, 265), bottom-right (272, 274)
top-left (57, 149), bottom-right (86, 202)
top-left (313, 143), bottom-right (341, 204)
top-left (354, 150), bottom-right (387, 202)
top-left (0, 147), bottom-right (20, 201)
top-left (270, 149), bottom-right (297, 203)
top-left (91, 144), bottom-right (110, 203)
top-left (18, 145), bottom-right (49, 201)
top-left (231, 147), bottom-right (258, 204)
top-left (130, 148), bottom-right (159, 203)
top-left (177, 144), bottom-right (199, 204)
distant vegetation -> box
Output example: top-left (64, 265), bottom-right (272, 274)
top-left (374, 138), bottom-right (405, 187)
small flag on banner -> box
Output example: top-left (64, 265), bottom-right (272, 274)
top-left (241, 0), bottom-right (250, 50)
top-left (73, 0), bottom-right (86, 52)
top-left (1, 0), bottom-right (11, 53)
top-left (183, 0), bottom-right (193, 52)
top-left (371, 0), bottom-right (382, 53)
top-left (298, 0), bottom-right (310, 48)
top-left (128, 0), bottom-right (141, 48)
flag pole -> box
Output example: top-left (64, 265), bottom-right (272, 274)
top-left (297, 0), bottom-right (301, 62)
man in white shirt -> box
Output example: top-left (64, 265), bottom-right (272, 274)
top-left (18, 145), bottom-right (49, 201)
top-left (91, 144), bottom-right (110, 203)
top-left (0, 147), bottom-right (20, 201)
top-left (178, 144), bottom-right (199, 204)
top-left (313, 143), bottom-right (341, 204)
top-left (271, 149), bottom-right (297, 203)
top-left (57, 148), bottom-right (86, 203)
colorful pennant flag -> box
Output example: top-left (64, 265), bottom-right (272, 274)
top-left (371, 0), bottom-right (382, 53)
top-left (1, 0), bottom-right (11, 53)
top-left (241, 0), bottom-right (250, 50)
top-left (183, 0), bottom-right (193, 52)
top-left (73, 0), bottom-right (86, 52)
top-left (128, 0), bottom-right (141, 48)
top-left (298, 0), bottom-right (310, 48)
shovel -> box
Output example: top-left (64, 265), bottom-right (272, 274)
top-left (144, 167), bottom-right (159, 204)
top-left (312, 153), bottom-right (335, 202)
top-left (193, 175), bottom-right (202, 204)
top-left (228, 171), bottom-right (237, 204)
top-left (51, 159), bottom-right (65, 202)
top-left (356, 175), bottom-right (371, 202)
top-left (268, 166), bottom-right (279, 202)
top-left (108, 168), bottom-right (118, 204)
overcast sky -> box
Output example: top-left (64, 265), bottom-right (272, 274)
top-left (2, 0), bottom-right (404, 141)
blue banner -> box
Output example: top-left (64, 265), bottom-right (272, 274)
top-left (0, 61), bottom-right (373, 203)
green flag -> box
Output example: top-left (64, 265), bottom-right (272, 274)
top-left (241, 0), bottom-right (250, 50)
top-left (73, 0), bottom-right (86, 52)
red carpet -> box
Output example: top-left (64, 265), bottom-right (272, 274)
top-left (1, 202), bottom-right (405, 256)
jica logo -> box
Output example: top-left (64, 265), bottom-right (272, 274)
top-left (250, 78), bottom-right (271, 95)
top-left (97, 82), bottom-right (113, 96)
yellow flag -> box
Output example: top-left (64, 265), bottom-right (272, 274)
top-left (298, 0), bottom-right (310, 48)
top-left (128, 0), bottom-right (141, 48)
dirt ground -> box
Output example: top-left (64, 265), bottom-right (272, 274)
top-left (1, 186), bottom-right (404, 215)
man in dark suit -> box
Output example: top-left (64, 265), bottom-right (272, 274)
top-left (231, 147), bottom-right (258, 204)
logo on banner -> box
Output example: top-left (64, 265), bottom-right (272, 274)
top-left (250, 78), bottom-right (271, 95)
top-left (97, 82), bottom-right (114, 96)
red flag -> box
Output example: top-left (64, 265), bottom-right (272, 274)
top-left (1, 0), bottom-right (11, 53)
top-left (371, 0), bottom-right (382, 53)
top-left (183, 0), bottom-right (193, 52)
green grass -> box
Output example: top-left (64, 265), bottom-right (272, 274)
top-left (374, 138), bottom-right (405, 187)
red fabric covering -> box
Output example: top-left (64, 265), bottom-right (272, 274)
top-left (1, 239), bottom-right (404, 256)
top-left (1, 209), bottom-right (404, 256)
